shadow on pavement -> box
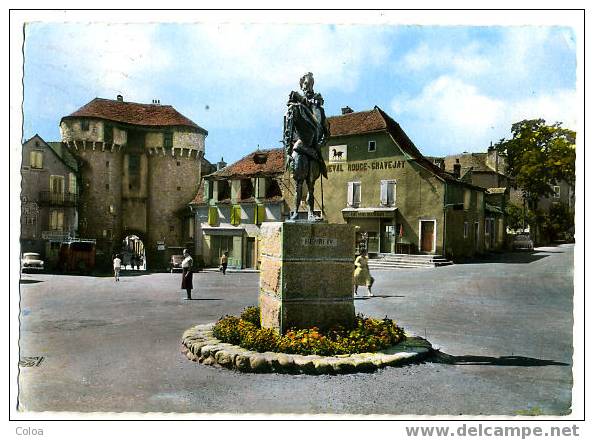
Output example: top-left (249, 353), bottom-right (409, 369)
top-left (185, 298), bottom-right (222, 301)
top-left (20, 279), bottom-right (44, 284)
top-left (455, 252), bottom-right (550, 265)
top-left (428, 350), bottom-right (569, 367)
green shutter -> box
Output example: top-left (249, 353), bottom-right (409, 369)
top-left (231, 205), bottom-right (241, 226)
top-left (255, 204), bottom-right (265, 224)
top-left (208, 206), bottom-right (218, 226)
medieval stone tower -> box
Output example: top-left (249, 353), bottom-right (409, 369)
top-left (59, 95), bottom-right (207, 269)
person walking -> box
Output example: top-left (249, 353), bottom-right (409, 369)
top-left (181, 249), bottom-right (194, 300)
top-left (113, 254), bottom-right (122, 282)
top-left (220, 251), bottom-right (229, 275)
top-left (353, 249), bottom-right (374, 297)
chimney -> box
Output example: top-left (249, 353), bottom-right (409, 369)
top-left (152, 99), bottom-right (161, 105)
top-left (453, 158), bottom-right (461, 179)
top-left (217, 157), bottom-right (227, 171)
top-left (116, 94), bottom-right (123, 102)
top-left (341, 106), bottom-right (354, 115)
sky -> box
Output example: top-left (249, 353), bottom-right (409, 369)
top-left (22, 22), bottom-right (577, 165)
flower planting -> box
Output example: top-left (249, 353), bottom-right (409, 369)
top-left (213, 306), bottom-right (406, 356)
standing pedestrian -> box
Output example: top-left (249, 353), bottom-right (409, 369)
top-left (220, 251), bottom-right (229, 275)
top-left (181, 249), bottom-right (194, 300)
top-left (353, 249), bottom-right (374, 297)
top-left (113, 254), bottom-right (122, 282)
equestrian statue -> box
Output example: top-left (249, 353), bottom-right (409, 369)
top-left (283, 72), bottom-right (329, 221)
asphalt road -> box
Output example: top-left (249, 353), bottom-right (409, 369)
top-left (18, 244), bottom-right (575, 415)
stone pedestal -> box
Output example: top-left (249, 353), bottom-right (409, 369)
top-left (259, 222), bottom-right (356, 333)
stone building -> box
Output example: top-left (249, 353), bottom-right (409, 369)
top-left (21, 134), bottom-right (80, 267)
top-left (59, 95), bottom-right (207, 269)
top-left (315, 106), bottom-right (487, 259)
top-left (190, 149), bottom-right (289, 269)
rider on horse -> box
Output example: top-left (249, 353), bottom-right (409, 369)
top-left (284, 72), bottom-right (329, 221)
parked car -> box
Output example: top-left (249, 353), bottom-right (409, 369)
top-left (512, 233), bottom-right (534, 251)
top-left (170, 254), bottom-right (184, 273)
top-left (21, 252), bottom-right (44, 272)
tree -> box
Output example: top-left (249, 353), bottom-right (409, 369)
top-left (495, 119), bottom-right (576, 206)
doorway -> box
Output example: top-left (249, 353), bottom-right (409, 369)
top-left (246, 237), bottom-right (255, 269)
top-left (380, 220), bottom-right (395, 253)
top-left (121, 234), bottom-right (146, 270)
top-left (420, 220), bottom-right (435, 253)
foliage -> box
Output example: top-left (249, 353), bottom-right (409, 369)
top-left (495, 119), bottom-right (575, 204)
top-left (213, 307), bottom-right (406, 356)
top-left (540, 202), bottom-right (574, 242)
top-left (239, 306), bottom-right (261, 326)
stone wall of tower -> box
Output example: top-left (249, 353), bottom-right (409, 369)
top-left (74, 146), bottom-right (124, 264)
top-left (146, 148), bottom-right (202, 269)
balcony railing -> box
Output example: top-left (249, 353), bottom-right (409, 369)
top-left (38, 191), bottom-right (78, 206)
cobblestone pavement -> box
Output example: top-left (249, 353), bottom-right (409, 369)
top-left (17, 244), bottom-right (575, 415)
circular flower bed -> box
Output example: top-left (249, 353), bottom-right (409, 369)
top-left (212, 306), bottom-right (406, 356)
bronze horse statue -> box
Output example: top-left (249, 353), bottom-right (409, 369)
top-left (283, 73), bottom-right (329, 221)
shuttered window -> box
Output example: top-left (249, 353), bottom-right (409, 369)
top-left (380, 180), bottom-right (396, 206)
top-left (30, 151), bottom-right (43, 169)
top-left (255, 204), bottom-right (265, 225)
top-left (347, 182), bottom-right (361, 207)
top-left (50, 210), bottom-right (64, 231)
top-left (230, 205), bottom-right (242, 226)
top-left (207, 206), bottom-right (218, 226)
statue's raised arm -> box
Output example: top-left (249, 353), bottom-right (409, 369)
top-left (283, 72), bottom-right (328, 222)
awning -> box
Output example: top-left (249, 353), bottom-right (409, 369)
top-left (341, 207), bottom-right (398, 218)
top-left (201, 223), bottom-right (245, 236)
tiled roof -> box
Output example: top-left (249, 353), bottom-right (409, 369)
top-left (442, 153), bottom-right (494, 173)
top-left (328, 109), bottom-right (386, 137)
top-left (207, 148), bottom-right (285, 179)
top-left (47, 141), bottom-right (78, 172)
top-left (329, 107), bottom-right (480, 187)
top-left (190, 182), bottom-right (206, 205)
top-left (62, 98), bottom-right (207, 133)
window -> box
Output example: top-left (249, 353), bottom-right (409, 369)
top-left (169, 225), bottom-right (175, 232)
top-left (230, 205), bottom-right (242, 226)
top-left (553, 186), bottom-right (561, 199)
top-left (177, 186), bottom-right (181, 191)
top-left (463, 189), bottom-right (471, 210)
top-left (49, 175), bottom-right (64, 203)
top-left (206, 180), bottom-right (214, 201)
top-left (368, 140), bottom-right (376, 152)
top-left (81, 119), bottom-right (90, 131)
top-left (106, 161), bottom-right (110, 168)
top-left (30, 151), bottom-right (43, 169)
top-left (463, 222), bottom-right (469, 239)
top-left (50, 210), bottom-right (64, 231)
top-left (106, 183), bottom-right (110, 190)
top-left (485, 218), bottom-right (491, 235)
top-left (69, 173), bottom-right (77, 195)
top-left (380, 180), bottom-right (396, 206)
top-left (164, 131), bottom-right (173, 148)
top-left (347, 181), bottom-right (361, 207)
top-left (177, 161), bottom-right (181, 167)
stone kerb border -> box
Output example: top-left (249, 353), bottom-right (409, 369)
top-left (181, 323), bottom-right (432, 374)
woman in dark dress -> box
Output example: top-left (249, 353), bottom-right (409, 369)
top-left (181, 249), bottom-right (193, 300)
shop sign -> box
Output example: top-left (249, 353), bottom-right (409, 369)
top-left (156, 241), bottom-right (165, 251)
top-left (327, 159), bottom-right (406, 173)
top-left (343, 210), bottom-right (395, 218)
top-left (329, 145), bottom-right (347, 163)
